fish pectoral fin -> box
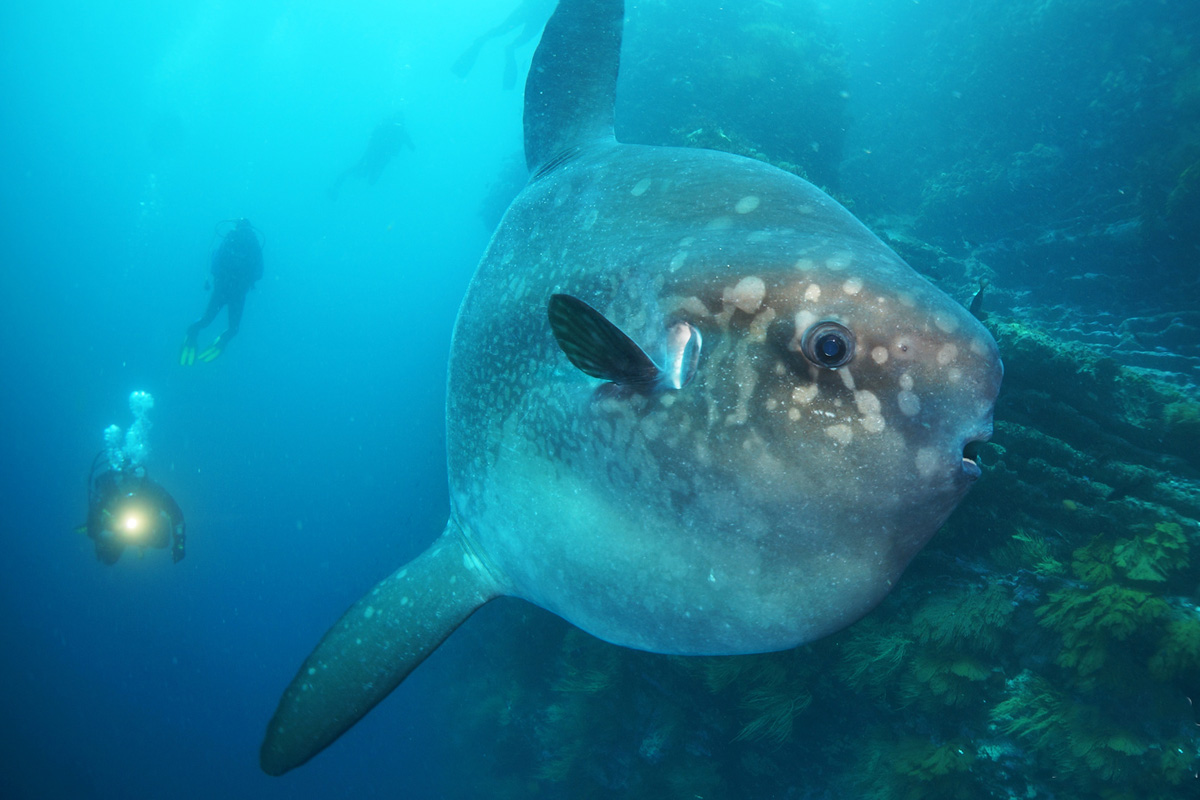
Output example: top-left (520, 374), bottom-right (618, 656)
top-left (548, 293), bottom-right (662, 388)
top-left (259, 519), bottom-right (502, 776)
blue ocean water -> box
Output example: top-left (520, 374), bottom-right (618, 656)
top-left (2, 1), bottom-right (1197, 798)
top-left (1, 2), bottom-right (521, 796)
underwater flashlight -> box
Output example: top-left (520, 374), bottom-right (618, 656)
top-left (116, 504), bottom-right (149, 539)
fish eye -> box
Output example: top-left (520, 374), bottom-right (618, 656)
top-left (801, 321), bottom-right (855, 369)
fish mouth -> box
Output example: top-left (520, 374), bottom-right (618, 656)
top-left (960, 428), bottom-right (992, 481)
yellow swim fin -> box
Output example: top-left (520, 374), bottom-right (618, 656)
top-left (180, 336), bottom-right (197, 366)
top-left (198, 344), bottom-right (223, 362)
top-left (197, 335), bottom-right (226, 363)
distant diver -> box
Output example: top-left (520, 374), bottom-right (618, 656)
top-left (181, 218), bottom-right (264, 365)
top-left (451, 0), bottom-right (556, 90)
top-left (328, 113), bottom-right (415, 201)
top-left (79, 392), bottom-right (186, 564)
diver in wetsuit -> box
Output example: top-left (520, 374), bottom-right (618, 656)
top-left (451, 0), bottom-right (557, 90)
top-left (328, 113), bottom-right (415, 201)
top-left (80, 392), bottom-right (185, 564)
top-left (84, 455), bottom-right (186, 564)
top-left (180, 218), bottom-right (264, 364)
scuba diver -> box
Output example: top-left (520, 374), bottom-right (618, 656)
top-left (328, 112), bottom-right (415, 201)
top-left (451, 0), bottom-right (556, 90)
top-left (79, 392), bottom-right (186, 564)
top-left (85, 456), bottom-right (186, 564)
top-left (180, 218), bottom-right (264, 365)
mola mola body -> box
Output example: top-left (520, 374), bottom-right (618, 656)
top-left (261, 0), bottom-right (1002, 775)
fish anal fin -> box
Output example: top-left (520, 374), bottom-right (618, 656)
top-left (259, 520), bottom-right (500, 776)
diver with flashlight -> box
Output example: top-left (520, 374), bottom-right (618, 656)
top-left (80, 391), bottom-right (186, 564)
top-left (85, 458), bottom-right (186, 564)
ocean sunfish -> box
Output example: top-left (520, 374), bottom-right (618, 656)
top-left (261, 0), bottom-right (1003, 775)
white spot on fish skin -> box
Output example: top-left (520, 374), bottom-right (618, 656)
top-left (705, 216), bottom-right (733, 230)
top-left (898, 292), bottom-right (916, 308)
top-left (735, 195), bottom-right (761, 214)
top-left (915, 448), bottom-right (940, 477)
top-left (670, 251), bottom-right (689, 272)
top-left (898, 390), bottom-right (921, 417)
top-left (766, 398), bottom-right (779, 411)
top-left (804, 284), bottom-right (821, 302)
top-left (899, 373), bottom-right (914, 391)
top-left (937, 344), bottom-right (959, 366)
top-left (396, 569), bottom-right (408, 580)
top-left (842, 278), bottom-right (863, 296)
top-left (749, 305), bottom-right (776, 341)
top-left (826, 251), bottom-right (853, 270)
top-left (860, 414), bottom-right (887, 434)
top-left (747, 231), bottom-right (771, 244)
top-left (582, 209), bottom-right (599, 230)
top-left (679, 296), bottom-right (708, 317)
top-left (307, 667), bottom-right (316, 676)
top-left (854, 390), bottom-right (881, 416)
top-left (363, 606), bottom-right (375, 620)
top-left (631, 178), bottom-right (652, 196)
top-left (838, 369), bottom-right (856, 390)
top-left (678, 236), bottom-right (696, 248)
top-left (725, 276), bottom-right (766, 314)
top-left (933, 311), bottom-right (960, 334)
top-left (795, 309), bottom-right (818, 334)
top-left (788, 407), bottom-right (801, 421)
top-left (871, 346), bottom-right (888, 365)
top-left (794, 258), bottom-right (814, 271)
top-left (970, 337), bottom-right (990, 357)
top-left (400, 596), bottom-right (410, 606)
top-left (792, 385), bottom-right (818, 405)
top-left (826, 424), bottom-right (853, 445)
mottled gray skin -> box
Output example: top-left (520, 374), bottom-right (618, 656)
top-left (447, 142), bottom-right (1001, 655)
top-left (260, 0), bottom-right (1001, 776)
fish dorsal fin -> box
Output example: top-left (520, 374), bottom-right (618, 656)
top-left (523, 0), bottom-right (624, 172)
top-left (548, 294), bottom-right (701, 391)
